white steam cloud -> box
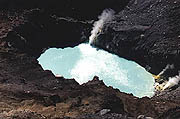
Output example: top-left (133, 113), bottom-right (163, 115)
top-left (163, 73), bottom-right (180, 90)
top-left (158, 64), bottom-right (174, 76)
top-left (89, 9), bottom-right (115, 45)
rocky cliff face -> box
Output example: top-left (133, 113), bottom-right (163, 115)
top-left (94, 0), bottom-right (180, 75)
top-left (0, 0), bottom-right (129, 20)
top-left (93, 0), bottom-right (180, 103)
top-left (0, 0), bottom-right (180, 119)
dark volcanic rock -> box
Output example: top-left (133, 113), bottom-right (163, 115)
top-left (77, 113), bottom-right (131, 119)
top-left (94, 0), bottom-right (180, 75)
top-left (92, 0), bottom-right (180, 113)
top-left (0, 0), bottom-right (129, 20)
top-left (0, 0), bottom-right (130, 57)
top-left (0, 110), bottom-right (46, 119)
top-left (158, 106), bottom-right (180, 119)
top-left (0, 44), bottom-right (178, 118)
top-left (0, 0), bottom-right (180, 119)
top-left (3, 9), bottom-right (92, 57)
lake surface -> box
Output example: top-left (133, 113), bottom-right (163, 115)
top-left (38, 43), bottom-right (155, 97)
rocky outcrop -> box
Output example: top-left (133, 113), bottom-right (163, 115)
top-left (1, 9), bottom-right (92, 58)
top-left (94, 0), bottom-right (180, 75)
top-left (0, 0), bottom-right (129, 20)
top-left (0, 0), bottom-right (180, 119)
top-left (93, 0), bottom-right (180, 102)
top-left (0, 0), bottom-right (129, 57)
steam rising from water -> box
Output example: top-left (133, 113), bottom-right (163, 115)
top-left (155, 64), bottom-right (180, 91)
top-left (38, 43), bottom-right (155, 97)
top-left (89, 9), bottom-right (115, 44)
top-left (163, 73), bottom-right (180, 90)
top-left (70, 44), bottom-right (128, 86)
top-left (37, 9), bottom-right (155, 97)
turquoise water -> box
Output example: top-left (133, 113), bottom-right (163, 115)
top-left (38, 43), bottom-right (155, 97)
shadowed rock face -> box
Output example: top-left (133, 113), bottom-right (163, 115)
top-left (94, 0), bottom-right (180, 75)
top-left (0, 0), bottom-right (129, 20)
top-left (0, 0), bottom-right (129, 57)
top-left (3, 9), bottom-right (92, 57)
top-left (93, 0), bottom-right (180, 108)
top-left (0, 0), bottom-right (180, 119)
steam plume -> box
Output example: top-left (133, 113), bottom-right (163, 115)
top-left (163, 73), bottom-right (180, 90)
top-left (89, 9), bottom-right (115, 45)
top-left (158, 64), bottom-right (174, 76)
